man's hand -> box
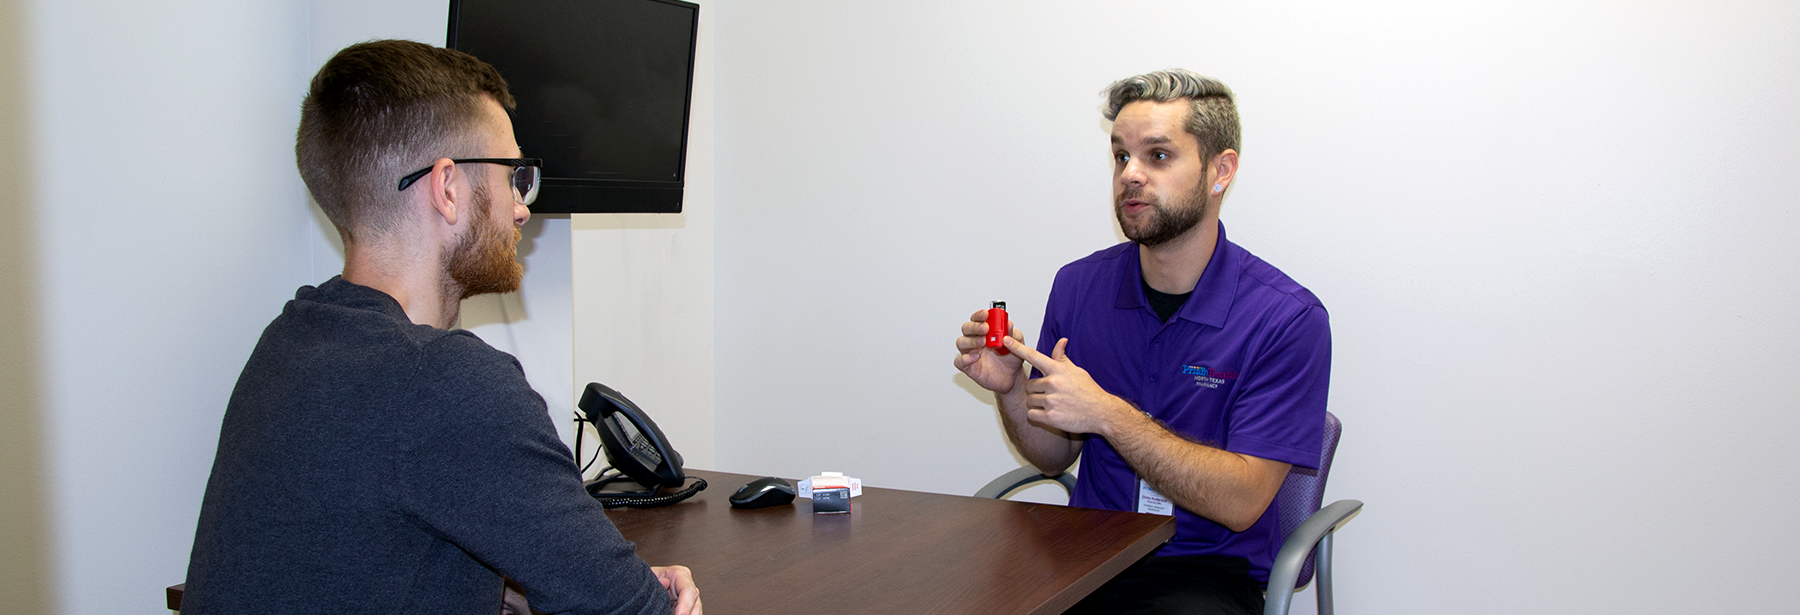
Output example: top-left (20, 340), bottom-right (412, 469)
top-left (1002, 336), bottom-right (1136, 437)
top-left (1007, 338), bottom-right (1290, 532)
top-left (953, 309), bottom-right (1026, 393)
top-left (500, 584), bottom-right (532, 615)
top-left (652, 565), bottom-right (701, 615)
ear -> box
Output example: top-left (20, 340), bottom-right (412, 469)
top-left (1208, 149), bottom-right (1240, 196)
top-left (425, 157), bottom-right (461, 227)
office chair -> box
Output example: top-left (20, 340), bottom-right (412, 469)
top-left (975, 411), bottom-right (1360, 615)
top-left (973, 465), bottom-right (1077, 499)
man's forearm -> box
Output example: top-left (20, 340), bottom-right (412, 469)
top-left (995, 373), bottom-right (1082, 475)
top-left (1102, 411), bottom-right (1289, 532)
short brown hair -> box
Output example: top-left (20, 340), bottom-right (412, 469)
top-left (296, 40), bottom-right (515, 244)
top-left (1102, 69), bottom-right (1240, 164)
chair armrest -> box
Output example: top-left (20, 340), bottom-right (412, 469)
top-left (1264, 499), bottom-right (1363, 615)
top-left (975, 466), bottom-right (1076, 499)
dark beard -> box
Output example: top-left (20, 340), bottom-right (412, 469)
top-left (1114, 182), bottom-right (1208, 247)
top-left (445, 182), bottom-right (524, 299)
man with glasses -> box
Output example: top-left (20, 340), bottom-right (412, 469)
top-left (182, 40), bottom-right (700, 615)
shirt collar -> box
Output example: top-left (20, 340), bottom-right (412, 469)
top-left (1113, 222), bottom-right (1240, 328)
top-left (307, 275), bottom-right (412, 322)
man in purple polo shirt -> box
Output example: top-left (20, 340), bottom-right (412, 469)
top-left (954, 69), bottom-right (1330, 615)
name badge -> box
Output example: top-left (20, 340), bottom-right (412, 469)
top-left (1137, 479), bottom-right (1174, 516)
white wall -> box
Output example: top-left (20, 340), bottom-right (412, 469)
top-left (570, 0), bottom-right (718, 472)
top-left (21, 0), bottom-right (1800, 613)
top-left (709, 1), bottom-right (1800, 614)
top-left (29, 2), bottom-right (314, 614)
top-left (25, 1), bottom-right (589, 613)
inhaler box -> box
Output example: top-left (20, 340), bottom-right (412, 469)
top-left (811, 486), bottom-right (851, 514)
top-left (798, 472), bottom-right (860, 514)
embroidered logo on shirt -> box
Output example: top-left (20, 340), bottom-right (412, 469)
top-left (1180, 365), bottom-right (1238, 389)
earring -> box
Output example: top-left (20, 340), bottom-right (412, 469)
top-left (1213, 184), bottom-right (1223, 193)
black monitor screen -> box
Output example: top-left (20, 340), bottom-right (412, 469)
top-left (449, 0), bottom-right (699, 213)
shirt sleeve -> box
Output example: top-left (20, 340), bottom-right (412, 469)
top-left (397, 335), bottom-right (672, 615)
top-left (1224, 304), bottom-right (1331, 470)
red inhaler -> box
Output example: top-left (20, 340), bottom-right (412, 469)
top-left (986, 301), bottom-right (1010, 356)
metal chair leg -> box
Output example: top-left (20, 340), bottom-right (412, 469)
top-left (1315, 533), bottom-right (1335, 615)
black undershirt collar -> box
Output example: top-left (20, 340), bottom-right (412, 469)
top-left (1142, 278), bottom-right (1192, 323)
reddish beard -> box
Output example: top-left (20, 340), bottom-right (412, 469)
top-left (1114, 181), bottom-right (1208, 247)
top-left (445, 181), bottom-right (524, 299)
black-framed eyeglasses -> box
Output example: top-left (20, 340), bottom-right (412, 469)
top-left (396, 158), bottom-right (544, 206)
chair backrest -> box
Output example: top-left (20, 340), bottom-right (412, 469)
top-left (1272, 410), bottom-right (1342, 589)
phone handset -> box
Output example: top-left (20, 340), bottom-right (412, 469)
top-left (576, 382), bottom-right (707, 508)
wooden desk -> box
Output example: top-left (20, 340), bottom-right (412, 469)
top-left (609, 469), bottom-right (1172, 614)
top-left (168, 469), bottom-right (1174, 614)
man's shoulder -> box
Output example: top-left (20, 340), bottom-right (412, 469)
top-left (250, 281), bottom-right (529, 416)
top-left (1052, 242), bottom-right (1135, 285)
top-left (1227, 242), bottom-right (1325, 315)
top-left (278, 278), bottom-right (439, 344)
top-left (417, 329), bottom-right (524, 380)
top-left (1060, 241), bottom-right (1135, 270)
top-left (408, 331), bottom-right (540, 429)
top-left (281, 278), bottom-right (513, 359)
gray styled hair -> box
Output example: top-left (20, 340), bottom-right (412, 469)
top-left (1102, 69), bottom-right (1241, 162)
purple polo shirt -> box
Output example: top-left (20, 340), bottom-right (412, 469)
top-left (1036, 224), bottom-right (1330, 584)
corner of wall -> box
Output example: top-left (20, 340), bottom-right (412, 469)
top-left (0, 0), bottom-right (53, 609)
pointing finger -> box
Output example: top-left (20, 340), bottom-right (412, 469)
top-left (1001, 336), bottom-right (1059, 372)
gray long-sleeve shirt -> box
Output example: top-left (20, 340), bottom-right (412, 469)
top-left (183, 277), bottom-right (669, 615)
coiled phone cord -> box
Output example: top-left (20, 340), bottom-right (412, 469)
top-left (585, 473), bottom-right (708, 509)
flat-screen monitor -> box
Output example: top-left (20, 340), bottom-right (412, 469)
top-left (448, 0), bottom-right (699, 214)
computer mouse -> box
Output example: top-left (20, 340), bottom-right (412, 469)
top-left (729, 476), bottom-right (796, 509)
